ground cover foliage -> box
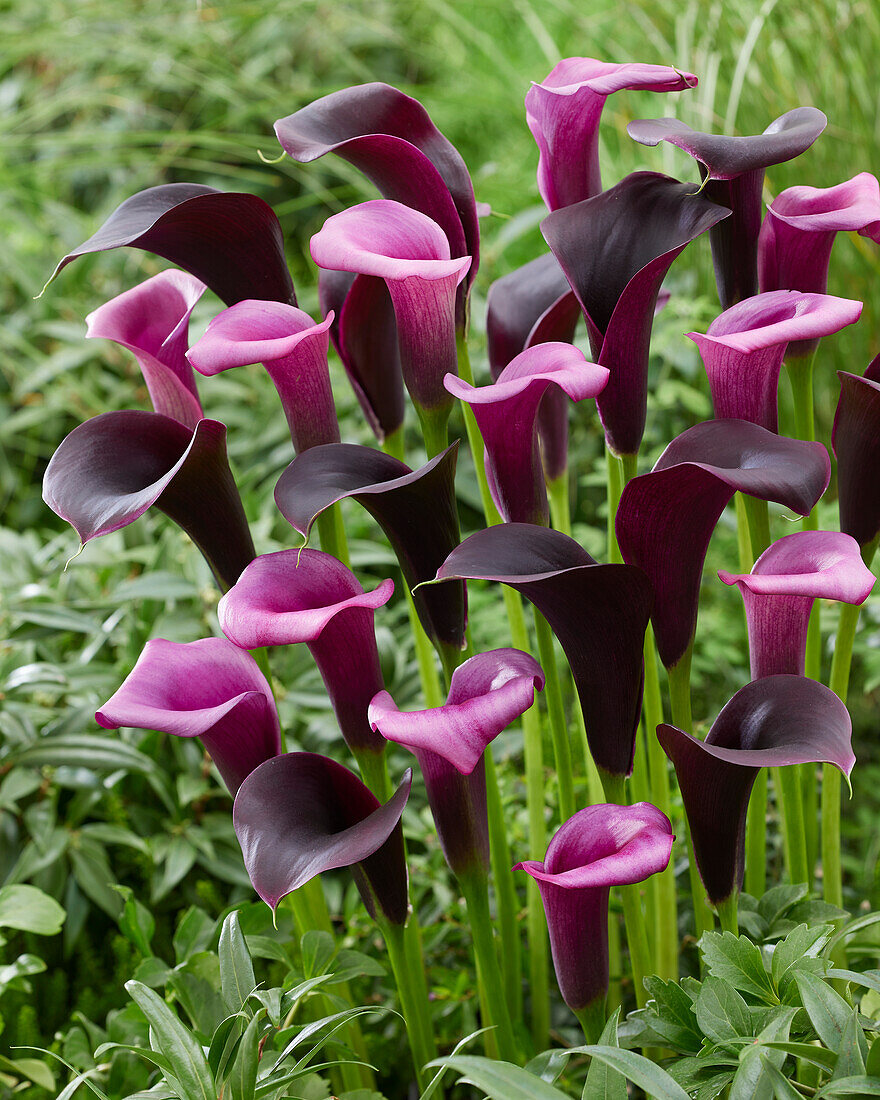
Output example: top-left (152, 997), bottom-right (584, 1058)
top-left (3, 0), bottom-right (880, 1096)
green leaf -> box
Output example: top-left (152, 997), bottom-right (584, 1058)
top-left (327, 948), bottom-right (386, 983)
top-left (817, 1077), bottom-right (880, 1097)
top-left (125, 979), bottom-right (215, 1100)
top-left (620, 978), bottom-right (703, 1053)
top-left (827, 969), bottom-right (880, 995)
top-left (702, 931), bottom-right (777, 1002)
top-left (228, 1010), bottom-right (262, 1100)
top-left (0, 1055), bottom-right (55, 1091)
top-left (0, 953), bottom-right (46, 995)
top-left (250, 987), bottom-right (282, 1026)
top-left (70, 842), bottom-right (123, 919)
top-left (572, 1047), bottom-right (691, 1100)
top-left (582, 1009), bottom-right (626, 1100)
top-left (15, 1046), bottom-right (110, 1100)
top-left (794, 971), bottom-right (852, 1049)
top-left (831, 1010), bottom-right (867, 1081)
top-left (772, 924), bottom-right (834, 990)
top-left (761, 1042), bottom-right (837, 1072)
top-left (757, 1056), bottom-right (803, 1099)
top-left (828, 912), bottom-right (880, 954)
top-left (420, 1028), bottom-right (494, 1100)
top-left (173, 906), bottom-right (215, 964)
top-left (9, 734), bottom-right (158, 774)
top-left (758, 884), bottom-right (809, 927)
top-left (729, 1007), bottom-right (796, 1100)
top-left (431, 1056), bottom-right (571, 1100)
top-left (115, 886), bottom-right (155, 956)
top-left (0, 885), bottom-right (65, 934)
top-left (301, 929), bottom-right (335, 977)
top-left (695, 977), bottom-right (753, 1046)
top-left (132, 956), bottom-right (173, 988)
top-left (219, 911), bottom-right (256, 1014)
top-left (867, 1034), bottom-right (880, 1076)
top-left (207, 1014), bottom-right (245, 1082)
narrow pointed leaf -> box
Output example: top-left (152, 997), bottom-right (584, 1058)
top-left (125, 980), bottom-right (215, 1100)
top-left (219, 912), bottom-right (256, 1014)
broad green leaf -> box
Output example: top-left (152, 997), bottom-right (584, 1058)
top-left (0, 953), bottom-right (45, 995)
top-left (761, 1042), bottom-right (837, 1072)
top-left (228, 1010), bottom-right (262, 1100)
top-left (0, 885), bottom-right (65, 934)
top-left (207, 1014), bottom-right (244, 1081)
top-left (641, 977), bottom-right (704, 1050)
top-left (758, 884), bottom-right (809, 927)
top-left (0, 1055), bottom-right (54, 1091)
top-left (70, 842), bottom-right (123, 919)
top-left (771, 924), bottom-right (833, 989)
top-left (758, 1056), bottom-right (803, 1099)
top-left (132, 956), bottom-right (173, 988)
top-left (583, 1009), bottom-right (626, 1100)
top-left (173, 906), bottom-right (215, 964)
top-left (702, 931), bottom-right (777, 1002)
top-left (151, 835), bottom-right (198, 902)
top-left (828, 912), bottom-right (880, 954)
top-left (10, 734), bottom-right (158, 774)
top-left (125, 979), bottom-right (215, 1100)
top-left (573, 1047), bottom-right (691, 1100)
top-left (729, 1007), bottom-right (796, 1100)
top-left (219, 911), bottom-right (256, 1013)
top-left (115, 886), bottom-right (155, 956)
top-left (169, 954), bottom-right (228, 1037)
top-left (327, 948), bottom-right (386, 983)
top-left (15, 1046), bottom-right (110, 1100)
top-left (794, 971), bottom-right (852, 1049)
top-left (695, 977), bottom-right (753, 1046)
top-left (244, 934), bottom-right (291, 966)
top-left (301, 929), bottom-right (335, 977)
top-left (827, 969), bottom-right (880, 995)
top-left (831, 1009), bottom-right (867, 1081)
top-left (250, 987), bottom-right (282, 1026)
top-left (817, 1077), bottom-right (880, 1097)
top-left (867, 1035), bottom-right (880, 1076)
top-left (432, 1055), bottom-right (571, 1100)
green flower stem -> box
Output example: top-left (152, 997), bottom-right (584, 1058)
top-left (380, 918), bottom-right (437, 1091)
top-left (485, 750), bottom-right (523, 1021)
top-left (315, 501), bottom-right (350, 568)
top-left (575, 997), bottom-right (607, 1044)
top-left (606, 445), bottom-right (624, 563)
top-left (547, 469), bottom-right (571, 534)
top-left (745, 774), bottom-right (767, 899)
top-left (607, 910), bottom-right (623, 1015)
top-left (787, 347), bottom-right (817, 446)
top-left (734, 491), bottom-right (754, 572)
top-left (773, 763), bottom-right (809, 887)
top-left (533, 607), bottom-right (575, 824)
top-left (416, 402), bottom-right (450, 460)
top-left (742, 493), bottom-right (771, 561)
top-left (458, 868), bottom-right (520, 1063)
top-left (405, 586), bottom-right (444, 709)
top-left (574, 699), bottom-right (606, 806)
top-left (353, 747), bottom-right (391, 802)
top-left (716, 893), bottom-right (739, 936)
top-left (381, 424), bottom-right (406, 462)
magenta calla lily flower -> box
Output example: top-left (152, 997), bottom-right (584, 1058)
top-left (616, 419), bottom-right (830, 670)
top-left (369, 649), bottom-right (544, 876)
top-left (542, 172), bottom-right (729, 456)
top-left (516, 803), bottom-right (672, 1018)
top-left (526, 57), bottom-right (697, 210)
top-left (48, 183), bottom-right (296, 306)
top-left (657, 676), bottom-right (853, 905)
top-left (43, 412), bottom-right (255, 592)
top-left (688, 290), bottom-right (862, 431)
top-left (234, 752), bottom-right (412, 923)
top-left (186, 300), bottom-right (339, 454)
top-left (96, 638), bottom-right (280, 796)
top-left (718, 531), bottom-right (875, 679)
top-left (218, 549), bottom-right (393, 757)
top-left (319, 270), bottom-right (404, 443)
top-left (444, 343), bottom-right (608, 524)
top-left (833, 367), bottom-right (880, 550)
top-left (86, 269), bottom-right (206, 429)
top-left (627, 109), bottom-right (827, 308)
top-left (310, 200), bottom-right (471, 429)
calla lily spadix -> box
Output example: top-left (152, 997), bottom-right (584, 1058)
top-left (542, 171), bottom-right (730, 456)
top-left (218, 549), bottom-right (393, 759)
top-left (444, 343), bottom-right (608, 525)
top-left (515, 802), bottom-right (672, 1030)
top-left (627, 109), bottom-right (827, 308)
top-left (234, 752), bottom-right (412, 924)
top-left (186, 300), bottom-right (340, 454)
top-left (435, 523), bottom-right (652, 779)
top-left (615, 419), bottom-right (830, 671)
top-left (525, 58), bottom-right (697, 211)
top-left (47, 183), bottom-right (296, 306)
top-left (274, 442), bottom-right (466, 654)
top-left (96, 637), bottom-right (280, 796)
top-left (86, 269), bottom-right (206, 430)
top-left (688, 290), bottom-right (862, 431)
top-left (319, 269), bottom-right (404, 443)
top-left (43, 412), bottom-right (255, 593)
top-left (833, 366), bottom-right (880, 551)
top-left (369, 648), bottom-right (544, 876)
top-left (718, 531), bottom-right (875, 679)
top-left (657, 675), bottom-right (854, 905)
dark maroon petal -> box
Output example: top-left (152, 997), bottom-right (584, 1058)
top-left (319, 270), bottom-right (404, 441)
top-left (233, 753), bottom-right (411, 923)
top-left (436, 523), bottom-right (652, 777)
top-left (275, 442), bottom-right (466, 651)
top-left (542, 173), bottom-right (730, 454)
top-left (275, 83), bottom-right (479, 292)
top-left (49, 184), bottom-right (295, 307)
top-left (833, 370), bottom-right (880, 547)
top-left (616, 420), bottom-right (830, 669)
top-left (657, 676), bottom-right (853, 903)
top-left (42, 411), bottom-right (254, 592)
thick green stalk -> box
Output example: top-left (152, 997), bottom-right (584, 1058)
top-left (606, 445), bottom-right (623, 563)
top-left (315, 502), bottom-right (350, 567)
top-left (575, 998), bottom-right (607, 1044)
top-left (574, 700), bottom-right (605, 807)
top-left (533, 608), bottom-right (575, 824)
top-left (404, 586), bottom-right (444, 709)
top-left (416, 402), bottom-right (450, 459)
top-left (773, 763), bottom-right (809, 887)
top-left (354, 747), bottom-right (391, 803)
top-left (485, 750), bottom-right (524, 1021)
top-left (547, 469), bottom-right (571, 534)
top-left (381, 424), bottom-right (406, 462)
top-left (717, 893), bottom-right (739, 936)
top-left (742, 493), bottom-right (771, 561)
top-left (380, 919), bottom-right (437, 1091)
top-left (745, 774), bottom-right (767, 899)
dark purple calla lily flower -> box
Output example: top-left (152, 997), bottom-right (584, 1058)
top-left (96, 637), bottom-right (280, 796)
top-left (526, 58), bottom-right (697, 211)
top-left (542, 172), bottom-right (729, 455)
top-left (435, 523), bottom-right (652, 779)
top-left (833, 366), bottom-right (880, 550)
top-left (444, 343), bottom-right (608, 524)
top-left (369, 648), bottom-right (544, 876)
top-left (86, 269), bottom-right (206, 430)
top-left (616, 419), bottom-right (830, 670)
top-left (516, 803), bottom-right (672, 1020)
top-left (218, 549), bottom-right (393, 758)
top-left (627, 109), bottom-right (827, 308)
top-left (319, 269), bottom-right (404, 443)
top-left (48, 183), bottom-right (296, 306)
top-left (718, 531), bottom-right (875, 679)
top-left (43, 411), bottom-right (255, 592)
top-left (688, 290), bottom-right (862, 431)
top-left (274, 442), bottom-right (466, 654)
top-left (186, 300), bottom-right (340, 453)
top-left (234, 752), bottom-right (412, 924)
top-left (657, 676), bottom-right (853, 905)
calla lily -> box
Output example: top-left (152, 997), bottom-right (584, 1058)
top-left (48, 183), bottom-right (296, 306)
top-left (319, 269), bottom-right (404, 443)
top-left (627, 109), bottom-right (827, 308)
top-left (310, 200), bottom-right (471, 441)
top-left (274, 442), bottom-right (466, 654)
top-left (186, 300), bottom-right (339, 453)
top-left (218, 549), bottom-right (393, 758)
top-left (43, 412), bottom-right (255, 592)
top-left (234, 752), bottom-right (411, 923)
top-left (615, 419), bottom-right (830, 670)
top-left (515, 803), bottom-right (672, 1022)
top-left (526, 57), bottom-right (697, 210)
top-left (369, 648), bottom-right (544, 876)
top-left (96, 637), bottom-right (280, 796)
top-left (657, 675), bottom-right (854, 905)
top-left (86, 269), bottom-right (206, 429)
top-left (435, 523), bottom-right (652, 779)
top-left (542, 172), bottom-right (729, 455)
top-left (688, 290), bottom-right (862, 431)
top-left (444, 343), bottom-right (608, 524)
top-left (833, 366), bottom-right (880, 550)
top-left (718, 531), bottom-right (875, 679)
